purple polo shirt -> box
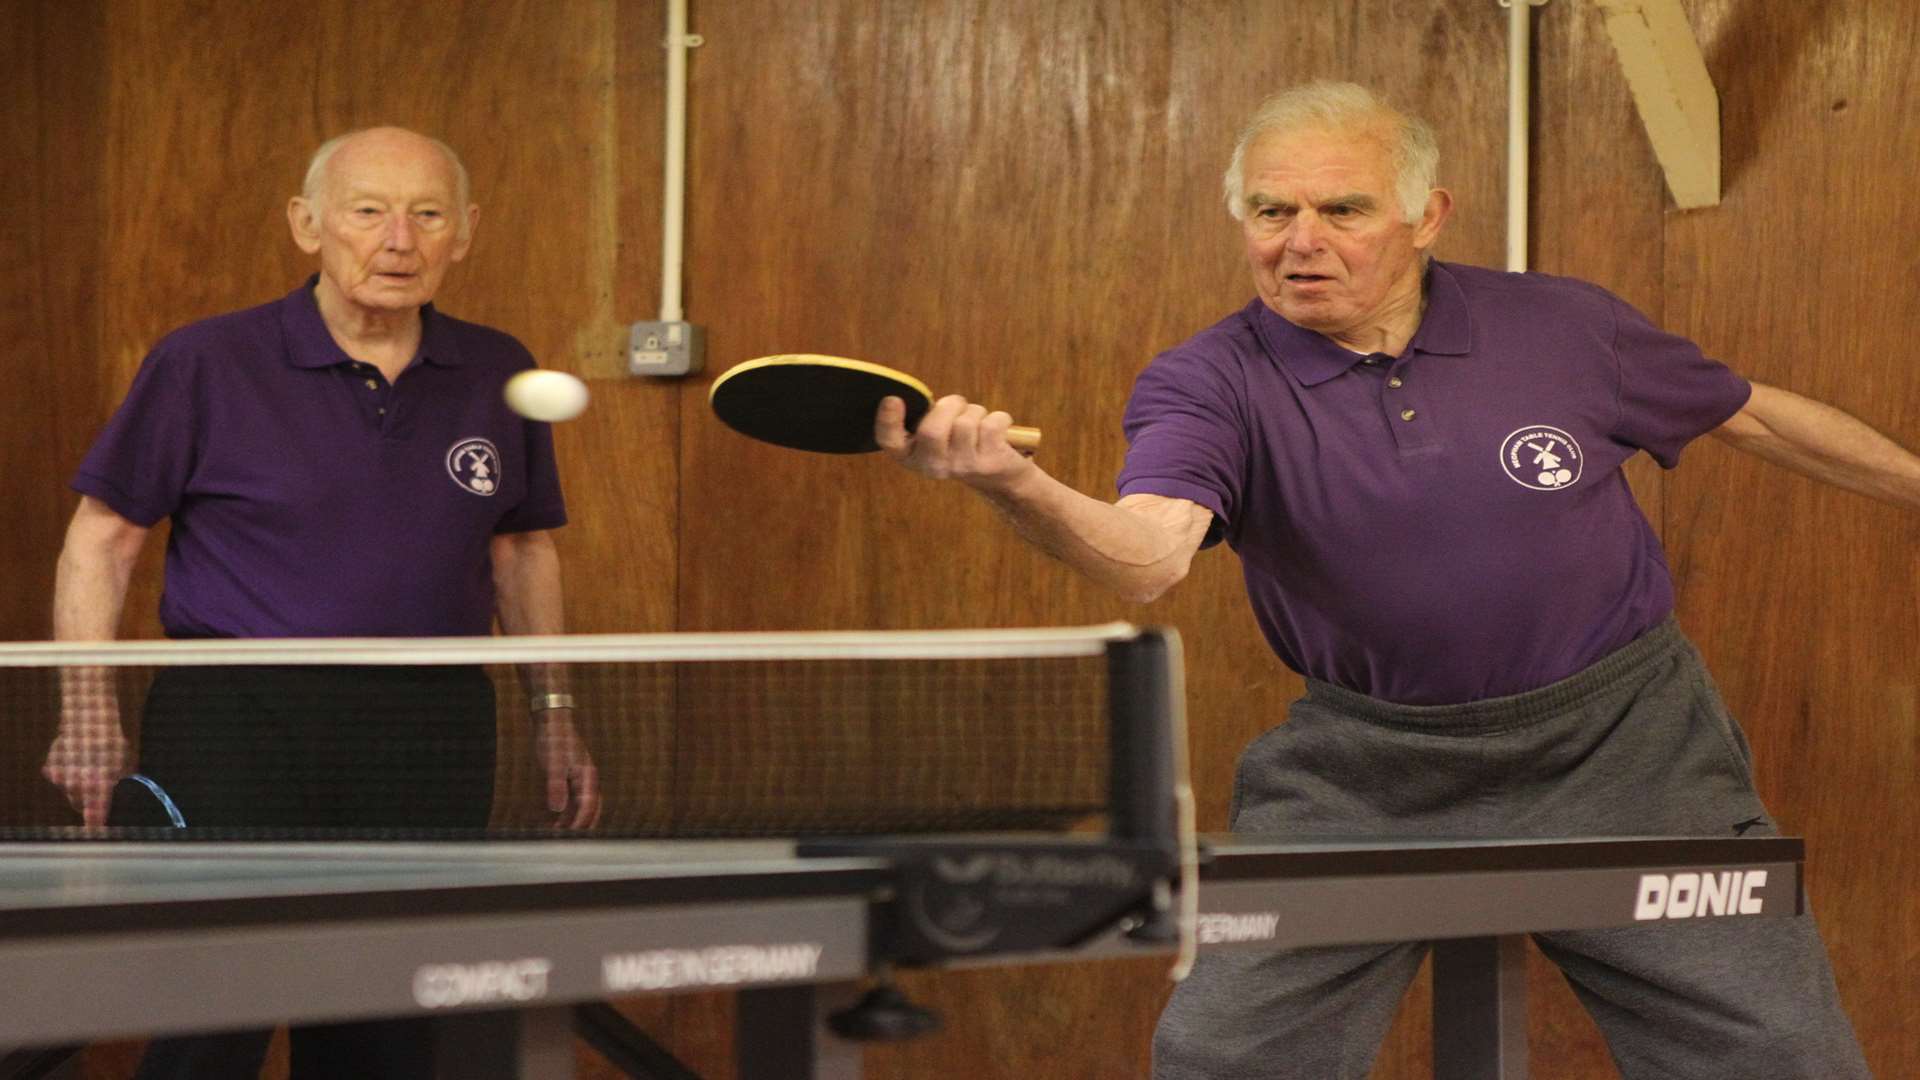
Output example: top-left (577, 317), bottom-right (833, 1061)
top-left (1118, 261), bottom-right (1750, 705)
top-left (74, 278), bottom-right (567, 638)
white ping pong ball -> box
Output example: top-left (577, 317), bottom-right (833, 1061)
top-left (504, 369), bottom-right (590, 422)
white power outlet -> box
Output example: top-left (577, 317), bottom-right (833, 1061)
top-left (628, 321), bottom-right (703, 377)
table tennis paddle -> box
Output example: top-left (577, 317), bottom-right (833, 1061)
top-left (708, 354), bottom-right (1042, 455)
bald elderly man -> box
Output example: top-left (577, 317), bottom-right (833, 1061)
top-left (43, 127), bottom-right (599, 1079)
top-left (881, 83), bottom-right (1908, 1078)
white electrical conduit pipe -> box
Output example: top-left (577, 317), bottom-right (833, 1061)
top-left (660, 0), bottom-right (698, 323)
top-left (1502, 0), bottom-right (1549, 272)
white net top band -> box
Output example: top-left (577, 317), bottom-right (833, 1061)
top-left (0, 623), bottom-right (1140, 667)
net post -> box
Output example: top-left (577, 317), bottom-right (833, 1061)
top-left (1105, 628), bottom-right (1180, 848)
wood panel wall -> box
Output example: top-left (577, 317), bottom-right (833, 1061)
top-left (2, 2), bottom-right (1912, 1078)
top-left (1659, 3), bottom-right (1918, 1075)
top-left (0, 3), bottom-right (109, 653)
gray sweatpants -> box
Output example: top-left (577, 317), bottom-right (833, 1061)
top-left (1153, 619), bottom-right (1870, 1079)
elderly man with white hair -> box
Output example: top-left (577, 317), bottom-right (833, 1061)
top-left (881, 82), bottom-right (1910, 1078)
top-left (45, 126), bottom-right (599, 1079)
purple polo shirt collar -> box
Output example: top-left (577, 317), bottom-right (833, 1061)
top-left (280, 274), bottom-right (468, 372)
top-left (1252, 260), bottom-right (1473, 385)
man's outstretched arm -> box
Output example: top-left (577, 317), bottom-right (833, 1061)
top-left (1713, 381), bottom-right (1920, 510)
top-left (877, 394), bottom-right (1213, 603)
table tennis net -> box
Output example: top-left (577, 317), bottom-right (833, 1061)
top-left (0, 627), bottom-right (1135, 841)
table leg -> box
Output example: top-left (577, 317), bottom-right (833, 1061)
top-left (432, 1006), bottom-right (575, 1080)
top-left (737, 983), bottom-right (864, 1080)
top-left (1432, 935), bottom-right (1529, 1080)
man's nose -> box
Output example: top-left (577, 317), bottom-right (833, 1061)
top-left (384, 214), bottom-right (416, 251)
top-left (1284, 213), bottom-right (1322, 254)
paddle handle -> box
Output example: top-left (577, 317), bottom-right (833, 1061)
top-left (1007, 425), bottom-right (1043, 453)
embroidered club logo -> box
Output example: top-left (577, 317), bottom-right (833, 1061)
top-left (1500, 425), bottom-right (1583, 491)
top-left (446, 438), bottom-right (502, 496)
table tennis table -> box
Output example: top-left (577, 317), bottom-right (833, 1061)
top-left (0, 833), bottom-right (1803, 1080)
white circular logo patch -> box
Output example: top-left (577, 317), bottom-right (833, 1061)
top-left (1500, 425), bottom-right (1583, 491)
top-left (446, 437), bottom-right (502, 496)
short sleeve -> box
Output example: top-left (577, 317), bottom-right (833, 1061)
top-left (1609, 296), bottom-right (1752, 469)
top-left (71, 344), bottom-right (198, 526)
top-left (1116, 348), bottom-right (1244, 546)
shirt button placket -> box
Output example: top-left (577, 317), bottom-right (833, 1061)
top-left (1382, 361), bottom-right (1429, 448)
top-left (354, 365), bottom-right (390, 430)
top-left (1384, 367), bottom-right (1413, 421)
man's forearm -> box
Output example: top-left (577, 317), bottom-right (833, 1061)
top-left (971, 465), bottom-right (1209, 603)
top-left (52, 546), bottom-right (131, 725)
top-left (47, 500), bottom-right (146, 820)
top-left (1716, 382), bottom-right (1920, 510)
top-left (52, 499), bottom-right (147, 641)
top-left (53, 552), bottom-right (131, 641)
top-left (493, 531), bottom-right (566, 636)
top-left (492, 530), bottom-right (570, 698)
top-left (873, 393), bottom-right (1209, 601)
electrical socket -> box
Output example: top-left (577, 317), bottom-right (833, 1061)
top-left (628, 320), bottom-right (704, 377)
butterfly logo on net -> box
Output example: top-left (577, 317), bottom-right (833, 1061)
top-left (445, 437), bottom-right (502, 496)
top-left (1500, 425), bottom-right (1584, 491)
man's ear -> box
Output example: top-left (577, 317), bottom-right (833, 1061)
top-left (1413, 187), bottom-right (1453, 251)
top-left (450, 204), bottom-right (480, 262)
top-left (287, 197), bottom-right (322, 255)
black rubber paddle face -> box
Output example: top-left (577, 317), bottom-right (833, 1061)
top-left (711, 363), bottom-right (932, 453)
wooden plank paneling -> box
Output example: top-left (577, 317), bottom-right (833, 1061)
top-left (0, 1), bottom-right (109, 644)
top-left (1661, 4), bottom-right (1919, 1078)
